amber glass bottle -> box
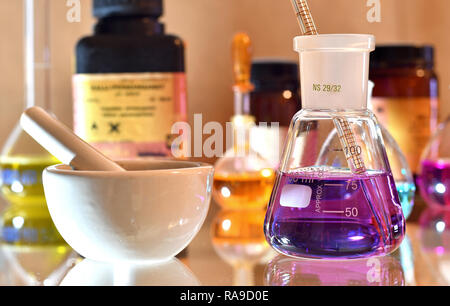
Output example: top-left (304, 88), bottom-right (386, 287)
top-left (249, 59), bottom-right (301, 167)
top-left (369, 46), bottom-right (439, 176)
top-left (74, 0), bottom-right (186, 159)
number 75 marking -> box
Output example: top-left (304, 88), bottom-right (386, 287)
top-left (346, 180), bottom-right (359, 191)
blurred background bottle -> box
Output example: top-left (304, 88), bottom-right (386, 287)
top-left (73, 0), bottom-right (187, 159)
top-left (369, 45), bottom-right (439, 177)
top-left (249, 59), bottom-right (302, 168)
top-left (370, 45), bottom-right (439, 219)
top-left (368, 81), bottom-right (416, 220)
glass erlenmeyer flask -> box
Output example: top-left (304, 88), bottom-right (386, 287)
top-left (0, 0), bottom-right (73, 285)
top-left (264, 34), bottom-right (405, 259)
top-left (417, 116), bottom-right (450, 209)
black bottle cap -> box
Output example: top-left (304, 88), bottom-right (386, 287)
top-left (93, 0), bottom-right (163, 18)
top-left (251, 59), bottom-right (300, 92)
top-left (370, 45), bottom-right (435, 69)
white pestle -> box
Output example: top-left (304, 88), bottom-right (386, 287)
top-left (20, 106), bottom-right (126, 171)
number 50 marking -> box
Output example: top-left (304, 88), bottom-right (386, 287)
top-left (345, 207), bottom-right (359, 217)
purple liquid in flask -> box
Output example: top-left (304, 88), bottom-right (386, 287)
top-left (264, 169), bottom-right (405, 259)
top-left (418, 159), bottom-right (450, 209)
top-left (268, 33), bottom-right (407, 259)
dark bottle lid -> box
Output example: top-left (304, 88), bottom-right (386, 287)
top-left (370, 45), bottom-right (435, 70)
top-left (93, 0), bottom-right (163, 18)
top-left (251, 59), bottom-right (300, 92)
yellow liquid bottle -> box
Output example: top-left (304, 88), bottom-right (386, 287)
top-left (0, 126), bottom-right (67, 245)
top-left (0, 0), bottom-right (75, 285)
top-left (0, 129), bottom-right (73, 284)
top-left (212, 114), bottom-right (275, 209)
top-left (212, 33), bottom-right (275, 210)
top-left (213, 170), bottom-right (274, 210)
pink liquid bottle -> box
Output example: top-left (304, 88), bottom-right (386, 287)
top-left (418, 117), bottom-right (450, 209)
top-left (264, 34), bottom-right (405, 259)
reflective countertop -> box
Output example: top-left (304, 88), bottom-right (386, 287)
top-left (0, 203), bottom-right (449, 286)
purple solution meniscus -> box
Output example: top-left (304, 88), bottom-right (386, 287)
top-left (418, 159), bottom-right (450, 208)
top-left (264, 170), bottom-right (405, 259)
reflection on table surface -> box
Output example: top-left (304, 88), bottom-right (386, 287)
top-left (60, 258), bottom-right (200, 286)
top-left (265, 254), bottom-right (404, 286)
top-left (0, 206), bottom-right (449, 286)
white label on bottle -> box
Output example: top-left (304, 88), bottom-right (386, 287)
top-left (280, 184), bottom-right (312, 208)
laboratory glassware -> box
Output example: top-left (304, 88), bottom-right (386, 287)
top-left (212, 33), bottom-right (274, 210)
top-left (418, 116), bottom-right (450, 209)
top-left (264, 34), bottom-right (405, 259)
top-left (0, 0), bottom-right (73, 285)
top-left (367, 81), bottom-right (416, 219)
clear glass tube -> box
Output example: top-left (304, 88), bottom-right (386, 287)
top-left (0, 0), bottom-right (73, 286)
top-left (25, 0), bottom-right (51, 110)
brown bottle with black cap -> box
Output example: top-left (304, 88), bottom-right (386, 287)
top-left (369, 45), bottom-right (439, 177)
top-left (73, 0), bottom-right (186, 159)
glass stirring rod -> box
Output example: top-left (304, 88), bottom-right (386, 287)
top-left (290, 0), bottom-right (367, 174)
top-left (291, 0), bottom-right (318, 35)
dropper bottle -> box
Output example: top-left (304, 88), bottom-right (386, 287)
top-left (212, 33), bottom-right (274, 210)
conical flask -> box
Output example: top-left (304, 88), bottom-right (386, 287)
top-left (417, 116), bottom-right (450, 209)
top-left (264, 34), bottom-right (405, 259)
top-left (0, 0), bottom-right (72, 277)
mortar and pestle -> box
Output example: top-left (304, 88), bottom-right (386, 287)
top-left (20, 107), bottom-right (214, 263)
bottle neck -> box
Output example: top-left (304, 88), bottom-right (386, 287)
top-left (233, 90), bottom-right (251, 116)
top-left (94, 16), bottom-right (164, 35)
top-left (231, 115), bottom-right (254, 156)
top-left (299, 51), bottom-right (370, 110)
